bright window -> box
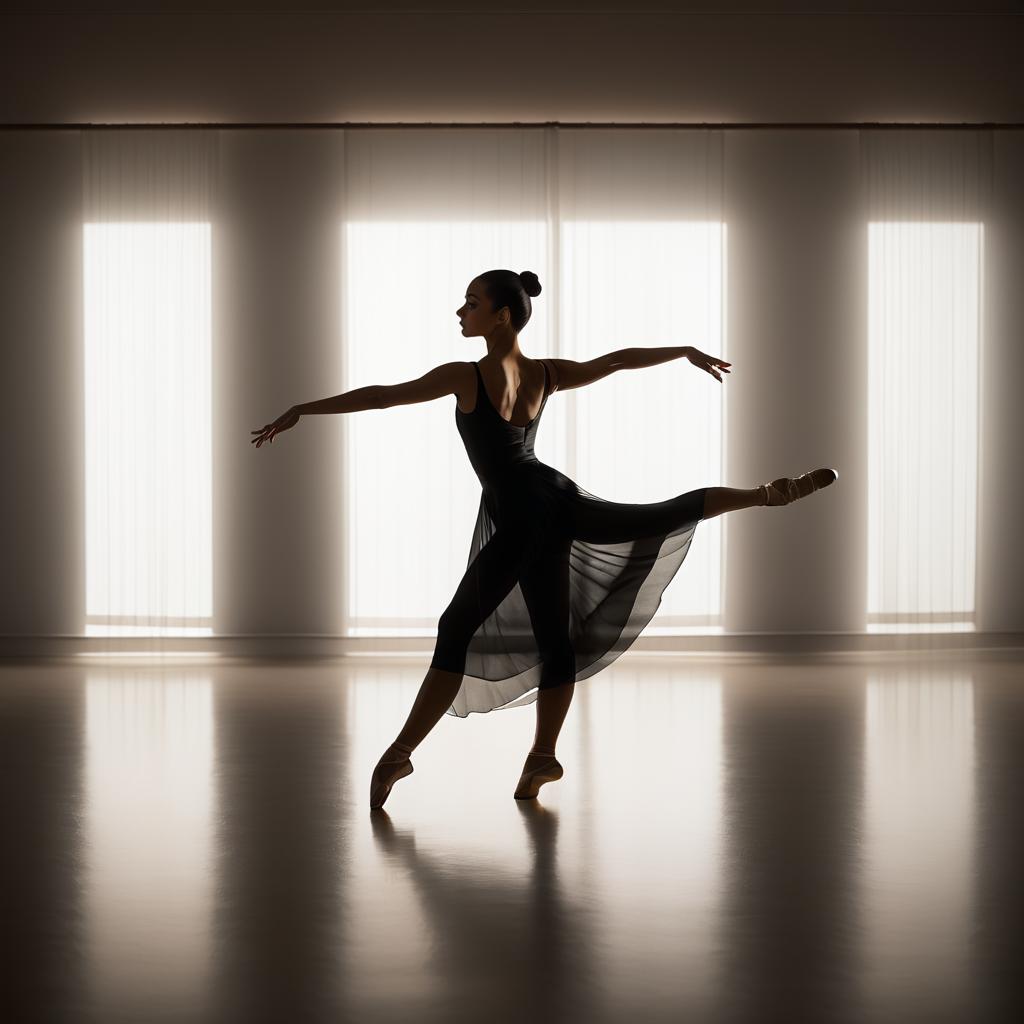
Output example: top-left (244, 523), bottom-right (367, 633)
top-left (867, 222), bottom-right (982, 631)
top-left (83, 223), bottom-right (213, 636)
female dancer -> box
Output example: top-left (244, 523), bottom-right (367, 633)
top-left (252, 269), bottom-right (837, 809)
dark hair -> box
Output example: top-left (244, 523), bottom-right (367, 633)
top-left (476, 269), bottom-right (542, 332)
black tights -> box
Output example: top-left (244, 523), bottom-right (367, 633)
top-left (430, 529), bottom-right (576, 691)
top-left (430, 485), bottom-right (710, 691)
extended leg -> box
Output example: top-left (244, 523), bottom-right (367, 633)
top-left (701, 486), bottom-right (765, 520)
top-left (704, 469), bottom-right (839, 517)
top-left (573, 485), bottom-right (708, 542)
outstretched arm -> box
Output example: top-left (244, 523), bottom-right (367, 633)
top-left (543, 351), bottom-right (635, 392)
top-left (251, 382), bottom-right (381, 447)
top-left (291, 361), bottom-right (467, 416)
top-left (293, 384), bottom-right (382, 417)
top-left (620, 345), bottom-right (731, 383)
top-left (548, 345), bottom-right (730, 392)
top-left (252, 362), bottom-right (469, 449)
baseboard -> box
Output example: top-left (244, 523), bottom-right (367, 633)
top-left (1, 631), bottom-right (1022, 662)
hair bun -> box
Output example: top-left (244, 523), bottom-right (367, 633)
top-left (518, 270), bottom-right (542, 298)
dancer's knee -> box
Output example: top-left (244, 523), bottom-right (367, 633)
top-left (431, 610), bottom-right (470, 675)
top-left (538, 643), bottom-right (576, 691)
top-left (429, 638), bottom-right (466, 676)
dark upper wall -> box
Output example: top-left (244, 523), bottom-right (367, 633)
top-left (2, 6), bottom-right (1021, 125)
top-left (5, 2), bottom-right (1022, 11)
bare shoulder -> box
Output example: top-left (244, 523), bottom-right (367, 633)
top-left (544, 358), bottom-right (561, 393)
top-left (453, 360), bottom-right (477, 410)
top-left (541, 354), bottom-right (620, 394)
top-left (378, 360), bottom-right (476, 410)
top-left (423, 360), bottom-right (474, 398)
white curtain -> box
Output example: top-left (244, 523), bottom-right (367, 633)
top-left (82, 130), bottom-right (218, 649)
top-left (860, 129), bottom-right (993, 651)
top-left (342, 127), bottom-right (726, 640)
top-left (341, 129), bottom-right (552, 638)
top-left (73, 126), bottom-right (1006, 653)
top-left (557, 130), bottom-right (726, 633)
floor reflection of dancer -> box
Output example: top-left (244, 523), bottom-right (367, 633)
top-left (252, 269), bottom-right (837, 810)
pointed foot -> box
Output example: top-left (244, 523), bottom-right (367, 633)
top-left (514, 754), bottom-right (563, 800)
top-left (370, 744), bottom-right (414, 810)
top-left (761, 467), bottom-right (838, 506)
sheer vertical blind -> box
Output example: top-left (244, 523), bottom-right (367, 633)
top-left (82, 130), bottom-right (217, 646)
top-left (341, 129), bottom-right (552, 637)
top-left (76, 127), bottom-right (999, 650)
top-left (341, 128), bottom-right (726, 639)
top-left (861, 130), bottom-right (992, 643)
top-left (558, 130), bottom-right (726, 633)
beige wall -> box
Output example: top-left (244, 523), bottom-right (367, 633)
top-left (3, 128), bottom-right (1022, 645)
top-left (2, 8), bottom-right (1021, 126)
top-left (1, 6), bottom-right (1021, 647)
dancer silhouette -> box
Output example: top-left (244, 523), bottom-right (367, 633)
top-left (251, 268), bottom-right (837, 808)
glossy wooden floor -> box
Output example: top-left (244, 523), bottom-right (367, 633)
top-left (2, 650), bottom-right (1022, 1024)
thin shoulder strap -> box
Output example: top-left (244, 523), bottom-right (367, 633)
top-left (470, 360), bottom-right (484, 401)
top-left (469, 360), bottom-right (489, 411)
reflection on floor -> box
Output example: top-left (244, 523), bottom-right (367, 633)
top-left (2, 650), bottom-right (1022, 1023)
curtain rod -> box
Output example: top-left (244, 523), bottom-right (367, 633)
top-left (3, 121), bottom-right (1021, 131)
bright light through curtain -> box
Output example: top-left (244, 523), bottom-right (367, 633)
top-left (342, 128), bottom-right (725, 642)
top-left (861, 129), bottom-right (993, 649)
top-left (342, 129), bottom-right (551, 637)
top-left (559, 130), bottom-right (725, 634)
top-left (82, 130), bottom-right (217, 650)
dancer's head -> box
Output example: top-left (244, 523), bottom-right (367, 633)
top-left (457, 270), bottom-right (542, 339)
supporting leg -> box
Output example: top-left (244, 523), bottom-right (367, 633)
top-left (515, 541), bottom-right (575, 798)
top-left (519, 540), bottom-right (575, 760)
top-left (701, 485), bottom-right (765, 520)
top-left (371, 530), bottom-right (526, 809)
top-left (370, 665), bottom-right (465, 809)
top-left (393, 666), bottom-right (464, 752)
top-left (399, 526), bottom-right (522, 750)
top-left (513, 681), bottom-right (573, 799)
top-left (532, 681), bottom-right (575, 755)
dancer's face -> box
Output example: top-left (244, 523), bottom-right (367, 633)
top-left (457, 279), bottom-right (508, 338)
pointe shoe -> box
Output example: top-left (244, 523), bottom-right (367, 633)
top-left (369, 741), bottom-right (414, 810)
top-left (760, 467), bottom-right (838, 507)
top-left (514, 750), bottom-right (564, 800)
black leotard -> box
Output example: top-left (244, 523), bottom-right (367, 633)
top-left (432, 358), bottom-right (708, 717)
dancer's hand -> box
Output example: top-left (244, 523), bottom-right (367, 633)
top-left (251, 407), bottom-right (300, 448)
top-left (685, 347), bottom-right (731, 383)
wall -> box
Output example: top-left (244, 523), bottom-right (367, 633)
top-left (1, 4), bottom-right (1021, 648)
top-left (2, 7), bottom-right (1021, 126)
